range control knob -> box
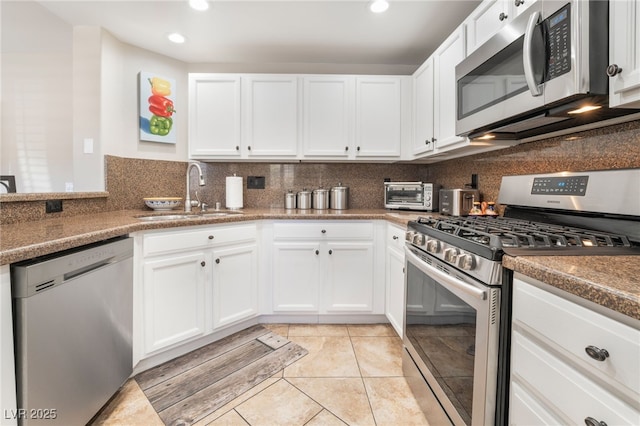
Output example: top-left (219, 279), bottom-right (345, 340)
top-left (426, 239), bottom-right (441, 254)
top-left (405, 231), bottom-right (415, 242)
top-left (413, 234), bottom-right (426, 246)
top-left (458, 253), bottom-right (476, 270)
top-left (443, 248), bottom-right (459, 263)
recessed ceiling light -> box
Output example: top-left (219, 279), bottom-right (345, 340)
top-left (189, 0), bottom-right (209, 11)
top-left (369, 0), bottom-right (389, 13)
top-left (167, 33), bottom-right (186, 44)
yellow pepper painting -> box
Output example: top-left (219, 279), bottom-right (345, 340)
top-left (139, 71), bottom-right (177, 144)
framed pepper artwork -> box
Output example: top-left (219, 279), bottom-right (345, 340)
top-left (139, 71), bottom-right (177, 143)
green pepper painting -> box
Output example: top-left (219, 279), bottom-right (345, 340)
top-left (139, 71), bottom-right (177, 143)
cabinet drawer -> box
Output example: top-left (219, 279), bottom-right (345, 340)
top-left (273, 222), bottom-right (373, 240)
top-left (513, 278), bottom-right (640, 397)
top-left (143, 223), bottom-right (257, 257)
top-left (386, 223), bottom-right (405, 250)
top-left (511, 330), bottom-right (640, 425)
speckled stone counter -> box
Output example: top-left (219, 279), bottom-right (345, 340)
top-left (504, 255), bottom-right (640, 321)
top-left (0, 208), bottom-right (422, 266)
top-left (3, 209), bottom-right (637, 322)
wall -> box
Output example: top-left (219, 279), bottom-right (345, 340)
top-left (1, 1), bottom-right (73, 192)
top-left (424, 119), bottom-right (640, 208)
top-left (1, 0), bottom-right (189, 193)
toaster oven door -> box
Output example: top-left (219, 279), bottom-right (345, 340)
top-left (385, 185), bottom-right (424, 209)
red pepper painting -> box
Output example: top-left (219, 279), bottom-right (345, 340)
top-left (139, 72), bottom-right (177, 143)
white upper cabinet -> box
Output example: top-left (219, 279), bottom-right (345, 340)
top-left (411, 57), bottom-right (436, 156)
top-left (243, 75), bottom-right (299, 157)
top-left (302, 76), bottom-right (352, 158)
top-left (188, 74), bottom-right (242, 158)
top-left (609, 0), bottom-right (640, 108)
top-left (433, 25), bottom-right (468, 151)
top-left (355, 77), bottom-right (403, 158)
top-left (465, 0), bottom-right (538, 55)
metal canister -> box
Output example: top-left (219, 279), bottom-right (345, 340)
top-left (284, 190), bottom-right (296, 209)
top-left (297, 189), bottom-right (312, 209)
top-left (330, 183), bottom-right (349, 210)
top-left (313, 188), bottom-right (330, 210)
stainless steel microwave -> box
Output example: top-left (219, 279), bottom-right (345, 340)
top-left (384, 182), bottom-right (439, 211)
top-left (455, 0), bottom-right (635, 140)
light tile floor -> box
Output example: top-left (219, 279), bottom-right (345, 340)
top-left (93, 324), bottom-right (451, 426)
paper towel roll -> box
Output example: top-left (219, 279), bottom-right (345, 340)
top-left (226, 175), bottom-right (243, 209)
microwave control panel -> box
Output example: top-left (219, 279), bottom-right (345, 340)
top-left (546, 4), bottom-right (571, 80)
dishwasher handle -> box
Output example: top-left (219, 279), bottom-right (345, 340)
top-left (11, 237), bottom-right (133, 298)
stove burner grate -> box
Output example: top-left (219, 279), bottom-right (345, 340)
top-left (414, 216), bottom-right (633, 250)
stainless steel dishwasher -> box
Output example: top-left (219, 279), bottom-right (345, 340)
top-left (11, 236), bottom-right (133, 425)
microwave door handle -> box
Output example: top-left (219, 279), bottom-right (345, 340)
top-left (523, 11), bottom-right (543, 96)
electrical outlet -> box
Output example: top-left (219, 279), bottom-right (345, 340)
top-left (45, 199), bottom-right (63, 213)
top-left (247, 176), bottom-right (265, 189)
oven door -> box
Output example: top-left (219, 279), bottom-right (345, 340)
top-left (403, 245), bottom-right (500, 426)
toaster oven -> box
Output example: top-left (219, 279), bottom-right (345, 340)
top-left (384, 182), bottom-right (439, 211)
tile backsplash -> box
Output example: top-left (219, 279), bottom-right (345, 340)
top-left (103, 119), bottom-right (640, 212)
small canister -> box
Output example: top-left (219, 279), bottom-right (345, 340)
top-left (330, 183), bottom-right (349, 210)
top-left (297, 189), bottom-right (312, 210)
top-left (313, 188), bottom-right (330, 210)
top-left (284, 190), bottom-right (296, 209)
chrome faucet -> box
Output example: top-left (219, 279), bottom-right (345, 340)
top-left (185, 162), bottom-right (205, 212)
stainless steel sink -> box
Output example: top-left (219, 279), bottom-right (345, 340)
top-left (199, 211), bottom-right (243, 218)
top-left (136, 214), bottom-right (197, 221)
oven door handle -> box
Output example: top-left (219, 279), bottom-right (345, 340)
top-left (405, 246), bottom-right (487, 301)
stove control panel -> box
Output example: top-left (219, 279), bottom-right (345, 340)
top-left (531, 175), bottom-right (588, 196)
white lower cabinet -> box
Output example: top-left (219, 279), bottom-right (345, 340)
top-left (271, 221), bottom-right (382, 316)
top-left (143, 250), bottom-right (209, 354)
top-left (211, 243), bottom-right (258, 329)
top-left (136, 223), bottom-right (258, 359)
top-left (385, 223), bottom-right (405, 338)
top-left (509, 274), bottom-right (640, 425)
top-left (1, 265), bottom-right (17, 426)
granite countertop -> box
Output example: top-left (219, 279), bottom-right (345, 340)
top-left (0, 208), bottom-right (422, 265)
top-left (504, 255), bottom-right (640, 321)
top-left (2, 208), bottom-right (638, 321)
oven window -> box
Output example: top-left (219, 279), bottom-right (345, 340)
top-left (457, 36), bottom-right (529, 119)
top-left (405, 262), bottom-right (476, 424)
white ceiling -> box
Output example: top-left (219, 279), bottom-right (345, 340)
top-left (34, 0), bottom-right (481, 74)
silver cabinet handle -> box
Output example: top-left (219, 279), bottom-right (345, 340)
top-left (584, 417), bottom-right (607, 426)
top-left (606, 64), bottom-right (622, 77)
top-left (585, 345), bottom-right (609, 362)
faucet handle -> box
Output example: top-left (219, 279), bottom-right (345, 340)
top-left (200, 203), bottom-right (209, 213)
top-left (191, 190), bottom-right (202, 208)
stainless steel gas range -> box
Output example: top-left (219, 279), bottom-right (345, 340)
top-left (402, 169), bottom-right (640, 426)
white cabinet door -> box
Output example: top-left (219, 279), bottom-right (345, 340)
top-left (434, 26), bottom-right (468, 151)
top-left (211, 243), bottom-right (258, 329)
top-left (1, 266), bottom-right (17, 426)
top-left (412, 57), bottom-right (436, 156)
top-left (609, 0), bottom-right (640, 108)
top-left (188, 74), bottom-right (242, 158)
top-left (323, 242), bottom-right (375, 312)
top-left (272, 242), bottom-right (321, 312)
top-left (142, 251), bottom-right (209, 354)
top-left (302, 76), bottom-right (352, 158)
top-left (465, 0), bottom-right (510, 55)
top-left (355, 77), bottom-right (402, 158)
top-left (386, 244), bottom-right (405, 338)
top-left (243, 75), bottom-right (299, 157)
